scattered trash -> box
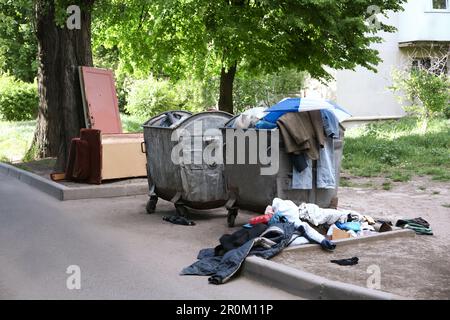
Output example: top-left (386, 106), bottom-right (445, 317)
top-left (163, 215), bottom-right (196, 226)
top-left (331, 257), bottom-right (359, 266)
top-left (373, 221), bottom-right (393, 233)
top-left (181, 223), bottom-right (297, 285)
top-left (222, 98), bottom-right (348, 227)
top-left (328, 225), bottom-right (352, 240)
top-left (396, 217), bottom-right (433, 235)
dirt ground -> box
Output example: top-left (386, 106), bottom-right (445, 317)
top-left (275, 175), bottom-right (450, 300)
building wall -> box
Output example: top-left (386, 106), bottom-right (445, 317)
top-left (336, 0), bottom-right (450, 120)
top-left (399, 0), bottom-right (450, 43)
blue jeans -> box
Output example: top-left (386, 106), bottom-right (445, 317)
top-left (292, 137), bottom-right (335, 190)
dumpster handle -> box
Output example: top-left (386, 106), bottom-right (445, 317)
top-left (141, 142), bottom-right (146, 154)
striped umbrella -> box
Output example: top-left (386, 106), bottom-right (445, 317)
top-left (263, 98), bottom-right (352, 123)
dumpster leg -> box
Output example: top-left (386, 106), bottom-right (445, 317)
top-left (227, 207), bottom-right (238, 228)
top-left (146, 195), bottom-right (158, 214)
top-left (175, 203), bottom-right (189, 218)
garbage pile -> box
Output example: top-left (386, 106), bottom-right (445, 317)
top-left (181, 197), bottom-right (432, 284)
top-left (226, 102), bottom-right (344, 191)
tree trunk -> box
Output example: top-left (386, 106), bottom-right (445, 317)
top-left (30, 0), bottom-right (94, 171)
top-left (218, 62), bottom-right (237, 114)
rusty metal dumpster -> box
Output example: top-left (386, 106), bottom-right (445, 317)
top-left (221, 116), bottom-right (345, 227)
top-left (143, 111), bottom-right (233, 217)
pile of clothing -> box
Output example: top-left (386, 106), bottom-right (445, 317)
top-left (227, 106), bottom-right (341, 190)
top-left (396, 217), bottom-right (433, 235)
top-left (180, 200), bottom-right (336, 285)
top-left (181, 198), bottom-right (434, 284)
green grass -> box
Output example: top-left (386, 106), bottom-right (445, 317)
top-left (2, 115), bottom-right (449, 186)
top-left (0, 120), bottom-right (35, 162)
top-left (382, 181), bottom-right (392, 191)
top-left (121, 113), bottom-right (146, 133)
top-left (343, 117), bottom-right (450, 182)
top-left (0, 114), bottom-right (143, 162)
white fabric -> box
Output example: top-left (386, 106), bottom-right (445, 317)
top-left (289, 235), bottom-right (310, 247)
top-left (272, 198), bottom-right (302, 228)
top-left (234, 107), bottom-right (267, 129)
top-left (298, 203), bottom-right (352, 226)
top-left (298, 98), bottom-right (352, 122)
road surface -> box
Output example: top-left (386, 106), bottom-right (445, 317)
top-left (0, 172), bottom-right (297, 300)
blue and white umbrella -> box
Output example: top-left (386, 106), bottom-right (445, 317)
top-left (263, 98), bottom-right (352, 123)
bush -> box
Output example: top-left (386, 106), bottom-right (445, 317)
top-left (233, 68), bottom-right (307, 113)
top-left (125, 76), bottom-right (205, 119)
top-left (391, 68), bottom-right (450, 126)
top-left (0, 75), bottom-right (38, 121)
top-left (125, 68), bottom-right (307, 118)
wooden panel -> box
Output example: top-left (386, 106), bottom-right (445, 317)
top-left (80, 67), bottom-right (123, 134)
top-left (101, 133), bottom-right (147, 180)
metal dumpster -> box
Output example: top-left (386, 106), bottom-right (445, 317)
top-left (222, 116), bottom-right (345, 227)
top-left (143, 111), bottom-right (233, 217)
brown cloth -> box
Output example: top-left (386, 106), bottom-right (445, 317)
top-left (277, 111), bottom-right (326, 160)
top-left (65, 129), bottom-right (102, 184)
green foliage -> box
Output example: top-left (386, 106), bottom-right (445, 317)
top-left (391, 68), bottom-right (450, 123)
top-left (124, 68), bottom-right (307, 118)
top-left (382, 181), bottom-right (392, 191)
top-left (0, 76), bottom-right (39, 121)
top-left (343, 117), bottom-right (450, 182)
top-left (233, 68), bottom-right (307, 113)
top-left (0, 0), bottom-right (37, 82)
top-left (125, 76), bottom-right (204, 119)
top-left (121, 113), bottom-right (145, 133)
top-left (93, 0), bottom-right (405, 87)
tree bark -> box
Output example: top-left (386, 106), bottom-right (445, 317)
top-left (218, 62), bottom-right (237, 114)
top-left (31, 0), bottom-right (94, 171)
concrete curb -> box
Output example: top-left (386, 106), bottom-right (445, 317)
top-left (243, 230), bottom-right (414, 300)
top-left (0, 162), bottom-right (148, 201)
top-left (243, 256), bottom-right (405, 300)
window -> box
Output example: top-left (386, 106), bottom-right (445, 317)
top-left (412, 57), bottom-right (432, 70)
top-left (432, 0), bottom-right (448, 10)
top-left (412, 57), bottom-right (448, 75)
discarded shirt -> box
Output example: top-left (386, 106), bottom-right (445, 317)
top-left (320, 109), bottom-right (340, 139)
top-left (277, 111), bottom-right (325, 161)
top-left (181, 223), bottom-right (296, 284)
top-left (331, 257), bottom-right (359, 266)
top-left (162, 215), bottom-right (196, 226)
top-left (335, 221), bottom-right (361, 232)
top-left (396, 218), bottom-right (433, 235)
top-left (298, 203), bottom-right (350, 226)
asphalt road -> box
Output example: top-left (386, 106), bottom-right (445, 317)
top-left (0, 172), bottom-right (297, 300)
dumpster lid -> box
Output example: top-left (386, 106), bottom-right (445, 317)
top-left (143, 111), bottom-right (233, 130)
